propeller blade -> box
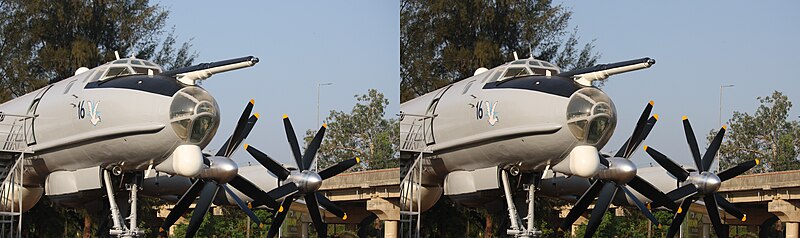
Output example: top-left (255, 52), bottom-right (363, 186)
top-left (621, 186), bottom-right (659, 225)
top-left (186, 181), bottom-right (220, 238)
top-left (704, 194), bottom-right (728, 238)
top-left (218, 100), bottom-right (255, 157)
top-left (584, 182), bottom-right (617, 238)
top-left (266, 183), bottom-right (299, 201)
top-left (714, 193), bottom-right (745, 222)
top-left (283, 115), bottom-right (305, 170)
top-left (302, 125), bottom-right (327, 170)
top-left (267, 197), bottom-right (295, 238)
top-left (702, 126), bottom-right (726, 172)
top-left (306, 193), bottom-right (328, 238)
top-left (561, 180), bottom-right (604, 231)
top-left (228, 175), bottom-right (279, 209)
top-left (316, 193), bottom-right (346, 219)
top-left (682, 117), bottom-right (704, 171)
top-left (616, 101), bottom-right (653, 158)
top-left (599, 154), bottom-right (610, 167)
top-left (666, 184), bottom-right (698, 202)
top-left (318, 157), bottom-right (360, 180)
top-left (628, 176), bottom-right (677, 211)
top-left (644, 146), bottom-right (689, 181)
top-left (223, 184), bottom-right (262, 224)
top-left (718, 159), bottom-right (758, 182)
top-left (629, 116), bottom-right (658, 156)
top-left (160, 179), bottom-right (204, 233)
top-left (666, 198), bottom-right (694, 238)
top-left (245, 144), bottom-right (290, 180)
top-left (760, 214), bottom-right (779, 238)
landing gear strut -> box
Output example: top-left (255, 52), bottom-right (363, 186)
top-left (103, 169), bottom-right (145, 237)
top-left (501, 169), bottom-right (542, 238)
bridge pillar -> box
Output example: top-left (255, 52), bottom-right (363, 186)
top-left (367, 197), bottom-right (400, 238)
top-left (769, 199), bottom-right (800, 238)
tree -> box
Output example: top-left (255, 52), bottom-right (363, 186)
top-left (305, 89), bottom-right (400, 171)
top-left (0, 0), bottom-right (197, 103)
top-left (716, 91), bottom-right (800, 174)
top-left (401, 0), bottom-right (599, 102)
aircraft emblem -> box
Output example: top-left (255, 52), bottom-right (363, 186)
top-left (87, 101), bottom-right (101, 126)
top-left (485, 101), bottom-right (499, 126)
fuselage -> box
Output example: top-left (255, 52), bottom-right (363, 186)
top-left (0, 58), bottom-right (220, 186)
top-left (401, 58), bottom-right (617, 180)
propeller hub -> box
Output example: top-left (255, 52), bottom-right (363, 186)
top-left (596, 158), bottom-right (637, 184)
top-left (289, 171), bottom-right (323, 194)
top-left (686, 171), bottom-right (721, 195)
top-left (199, 156), bottom-right (239, 184)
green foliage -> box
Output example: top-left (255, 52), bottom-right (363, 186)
top-left (169, 207), bottom-right (273, 238)
top-left (305, 89), bottom-right (399, 171)
top-left (573, 208), bottom-right (672, 238)
top-left (400, 0), bottom-right (599, 102)
top-left (0, 0), bottom-right (197, 102)
top-left (715, 91), bottom-right (800, 173)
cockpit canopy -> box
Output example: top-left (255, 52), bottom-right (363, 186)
top-left (485, 59), bottom-right (561, 83)
top-left (83, 58), bottom-right (164, 83)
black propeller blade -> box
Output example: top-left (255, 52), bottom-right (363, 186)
top-left (615, 101), bottom-right (653, 158)
top-left (666, 198), bottom-right (694, 238)
top-left (218, 100), bottom-right (256, 157)
top-left (718, 159), bottom-right (759, 182)
top-left (622, 186), bottom-right (659, 225)
top-left (185, 181), bottom-right (219, 238)
top-left (584, 182), bottom-right (617, 238)
top-left (682, 116), bottom-right (703, 171)
top-left (283, 114), bottom-right (305, 170)
top-left (245, 115), bottom-right (360, 238)
top-left (560, 180), bottom-right (604, 232)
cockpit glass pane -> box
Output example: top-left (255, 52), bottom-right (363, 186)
top-left (511, 60), bottom-right (526, 65)
top-left (143, 61), bottom-right (157, 67)
top-left (503, 67), bottom-right (530, 79)
top-left (103, 67), bottom-right (132, 79)
top-left (528, 61), bottom-right (542, 66)
top-left (541, 62), bottom-right (555, 68)
top-left (132, 67), bottom-right (150, 74)
top-left (131, 60), bottom-right (143, 65)
top-left (112, 59), bottom-right (128, 64)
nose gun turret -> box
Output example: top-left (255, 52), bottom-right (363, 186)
top-left (559, 57), bottom-right (656, 86)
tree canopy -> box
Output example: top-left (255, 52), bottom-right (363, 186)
top-left (717, 91), bottom-right (800, 174)
top-left (0, 0), bottom-right (196, 102)
top-left (401, 0), bottom-right (599, 102)
top-left (306, 89), bottom-right (399, 171)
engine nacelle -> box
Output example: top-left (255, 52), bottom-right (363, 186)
top-left (400, 179), bottom-right (442, 213)
top-left (0, 181), bottom-right (43, 212)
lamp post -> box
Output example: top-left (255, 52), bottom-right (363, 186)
top-left (716, 84), bottom-right (734, 172)
top-left (317, 82), bottom-right (333, 125)
top-left (316, 82), bottom-right (333, 171)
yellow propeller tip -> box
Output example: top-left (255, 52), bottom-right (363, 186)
top-left (682, 116), bottom-right (688, 120)
top-left (643, 145), bottom-right (649, 150)
top-left (254, 113), bottom-right (260, 119)
top-left (742, 215), bottom-right (747, 222)
top-left (648, 100), bottom-right (654, 106)
top-left (283, 114), bottom-right (288, 119)
top-left (278, 206), bottom-right (284, 213)
top-left (646, 203), bottom-right (651, 210)
top-left (249, 99), bottom-right (255, 104)
top-left (677, 207), bottom-right (683, 213)
top-left (653, 114), bottom-right (659, 120)
top-left (159, 227), bottom-right (165, 233)
top-left (343, 214), bottom-right (348, 220)
top-left (244, 144), bottom-right (249, 149)
top-left (356, 157), bottom-right (361, 163)
top-left (247, 202), bottom-right (252, 209)
top-left (722, 125), bottom-right (727, 130)
top-left (756, 159), bottom-right (761, 165)
top-left (322, 123), bottom-right (327, 128)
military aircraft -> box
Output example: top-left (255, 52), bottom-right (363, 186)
top-left (399, 55), bottom-right (758, 237)
top-left (0, 55), bottom-right (357, 238)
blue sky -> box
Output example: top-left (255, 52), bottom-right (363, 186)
top-left (555, 1), bottom-right (800, 169)
top-left (162, 1), bottom-right (399, 166)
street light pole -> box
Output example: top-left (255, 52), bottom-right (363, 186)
top-left (717, 84), bottom-right (734, 172)
top-left (316, 82), bottom-right (333, 172)
top-left (317, 82), bottom-right (333, 125)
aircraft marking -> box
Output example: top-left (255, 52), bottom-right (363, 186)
top-left (475, 100), bottom-right (499, 126)
top-left (77, 100), bottom-right (102, 126)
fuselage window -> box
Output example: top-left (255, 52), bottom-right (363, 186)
top-left (484, 70), bottom-right (502, 83)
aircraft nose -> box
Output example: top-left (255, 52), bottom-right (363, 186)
top-left (168, 87), bottom-right (221, 145)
